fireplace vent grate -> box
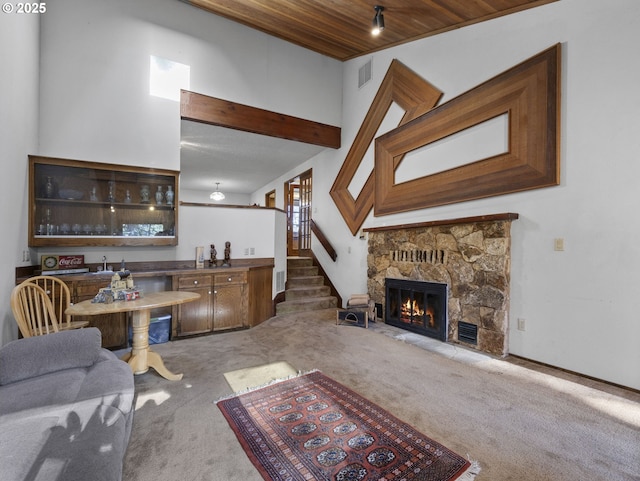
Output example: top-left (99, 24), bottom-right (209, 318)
top-left (458, 322), bottom-right (478, 345)
top-left (389, 249), bottom-right (446, 264)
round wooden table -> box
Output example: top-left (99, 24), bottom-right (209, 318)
top-left (66, 291), bottom-right (200, 381)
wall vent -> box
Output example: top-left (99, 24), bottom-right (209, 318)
top-left (276, 270), bottom-right (285, 292)
top-left (358, 59), bottom-right (372, 89)
top-left (458, 321), bottom-right (478, 345)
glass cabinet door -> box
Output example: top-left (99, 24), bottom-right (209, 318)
top-left (29, 155), bottom-right (179, 247)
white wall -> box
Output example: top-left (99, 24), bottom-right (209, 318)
top-left (277, 0), bottom-right (639, 389)
top-left (177, 205), bottom-right (286, 297)
top-left (0, 13), bottom-right (40, 344)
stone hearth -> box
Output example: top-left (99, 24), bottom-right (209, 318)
top-left (365, 213), bottom-right (518, 356)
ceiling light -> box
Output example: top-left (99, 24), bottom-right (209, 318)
top-left (372, 6), bottom-right (385, 36)
top-left (210, 182), bottom-right (225, 201)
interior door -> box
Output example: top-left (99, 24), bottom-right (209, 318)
top-left (285, 169), bottom-right (312, 256)
top-left (286, 181), bottom-right (300, 256)
top-left (298, 170), bottom-right (312, 255)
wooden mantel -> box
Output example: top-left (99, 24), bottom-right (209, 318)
top-left (362, 213), bottom-right (519, 233)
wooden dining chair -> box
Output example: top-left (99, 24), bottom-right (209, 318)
top-left (11, 282), bottom-right (60, 337)
top-left (23, 276), bottom-right (90, 331)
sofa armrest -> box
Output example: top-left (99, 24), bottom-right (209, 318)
top-left (0, 327), bottom-right (102, 385)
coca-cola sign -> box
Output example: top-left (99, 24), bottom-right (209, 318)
top-left (41, 255), bottom-right (85, 271)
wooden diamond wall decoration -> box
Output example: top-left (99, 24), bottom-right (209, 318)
top-left (374, 44), bottom-right (561, 216)
top-left (330, 59), bottom-right (442, 235)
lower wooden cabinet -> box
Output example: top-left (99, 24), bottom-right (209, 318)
top-left (213, 272), bottom-right (247, 331)
top-left (175, 274), bottom-right (213, 336)
top-left (174, 267), bottom-right (271, 338)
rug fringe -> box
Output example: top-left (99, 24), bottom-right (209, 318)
top-left (456, 457), bottom-right (481, 481)
top-left (215, 368), bottom-right (320, 403)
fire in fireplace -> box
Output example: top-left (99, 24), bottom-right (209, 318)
top-left (385, 278), bottom-right (447, 341)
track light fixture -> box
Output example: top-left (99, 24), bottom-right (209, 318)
top-left (209, 182), bottom-right (225, 201)
top-left (372, 5), bottom-right (385, 36)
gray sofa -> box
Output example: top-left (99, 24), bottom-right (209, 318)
top-left (0, 328), bottom-right (135, 481)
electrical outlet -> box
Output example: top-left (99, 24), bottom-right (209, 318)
top-left (244, 248), bottom-right (249, 256)
top-left (22, 250), bottom-right (30, 262)
top-left (517, 318), bottom-right (526, 331)
top-left (250, 247), bottom-right (255, 255)
top-left (554, 238), bottom-right (564, 251)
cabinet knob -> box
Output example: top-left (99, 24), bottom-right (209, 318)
top-left (228, 277), bottom-right (232, 282)
top-left (194, 280), bottom-right (198, 285)
top-left (214, 290), bottom-right (217, 294)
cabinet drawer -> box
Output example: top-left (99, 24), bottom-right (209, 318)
top-left (214, 272), bottom-right (247, 285)
top-left (178, 275), bottom-right (212, 289)
top-left (75, 282), bottom-right (106, 299)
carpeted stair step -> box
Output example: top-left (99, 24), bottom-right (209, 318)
top-left (285, 285), bottom-right (331, 300)
top-left (276, 296), bottom-right (338, 315)
top-left (286, 275), bottom-right (326, 288)
top-left (287, 265), bottom-right (318, 278)
top-left (286, 257), bottom-right (314, 268)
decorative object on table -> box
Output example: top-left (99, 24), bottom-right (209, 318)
top-left (209, 244), bottom-right (217, 266)
top-left (140, 184), bottom-right (150, 203)
top-left (92, 260), bottom-right (141, 302)
top-left (155, 185), bottom-right (164, 205)
top-left (217, 371), bottom-right (477, 481)
top-left (89, 185), bottom-right (99, 201)
top-left (165, 185), bottom-right (174, 205)
top-left (124, 189), bottom-right (132, 203)
top-left (222, 241), bottom-right (231, 267)
top-left (195, 246), bottom-right (205, 269)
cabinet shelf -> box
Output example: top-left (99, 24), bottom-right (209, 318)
top-left (29, 155), bottom-right (179, 247)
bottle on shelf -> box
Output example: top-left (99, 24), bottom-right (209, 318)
top-left (44, 176), bottom-right (55, 198)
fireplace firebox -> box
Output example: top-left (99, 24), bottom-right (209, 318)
top-left (385, 278), bottom-right (447, 341)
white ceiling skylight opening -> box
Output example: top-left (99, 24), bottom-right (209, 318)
top-left (149, 55), bottom-right (190, 101)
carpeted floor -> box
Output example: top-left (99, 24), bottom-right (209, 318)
top-left (122, 309), bottom-right (640, 481)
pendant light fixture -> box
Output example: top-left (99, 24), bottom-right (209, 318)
top-left (210, 182), bottom-right (225, 201)
top-left (372, 5), bottom-right (385, 36)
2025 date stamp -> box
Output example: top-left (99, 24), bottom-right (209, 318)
top-left (2, 2), bottom-right (46, 14)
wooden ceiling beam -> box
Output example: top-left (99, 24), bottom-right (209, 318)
top-left (180, 90), bottom-right (341, 149)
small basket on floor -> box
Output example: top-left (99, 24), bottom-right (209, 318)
top-left (336, 309), bottom-right (368, 328)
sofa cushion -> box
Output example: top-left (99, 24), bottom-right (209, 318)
top-left (0, 328), bottom-right (102, 386)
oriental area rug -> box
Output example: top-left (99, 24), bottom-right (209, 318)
top-left (216, 370), bottom-right (478, 481)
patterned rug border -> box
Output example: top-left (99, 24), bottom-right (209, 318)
top-left (216, 370), bottom-right (480, 481)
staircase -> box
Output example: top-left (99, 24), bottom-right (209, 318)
top-left (276, 257), bottom-right (338, 315)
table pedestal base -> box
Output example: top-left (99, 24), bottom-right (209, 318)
top-left (123, 309), bottom-right (183, 381)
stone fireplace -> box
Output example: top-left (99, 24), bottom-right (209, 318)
top-left (365, 213), bottom-right (518, 357)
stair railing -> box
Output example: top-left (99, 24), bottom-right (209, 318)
top-left (310, 219), bottom-right (337, 261)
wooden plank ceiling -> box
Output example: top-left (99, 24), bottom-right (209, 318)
top-left (182, 0), bottom-right (558, 61)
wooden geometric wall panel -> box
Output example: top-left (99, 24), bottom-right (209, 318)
top-left (330, 60), bottom-right (442, 235)
top-left (374, 44), bottom-right (561, 216)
